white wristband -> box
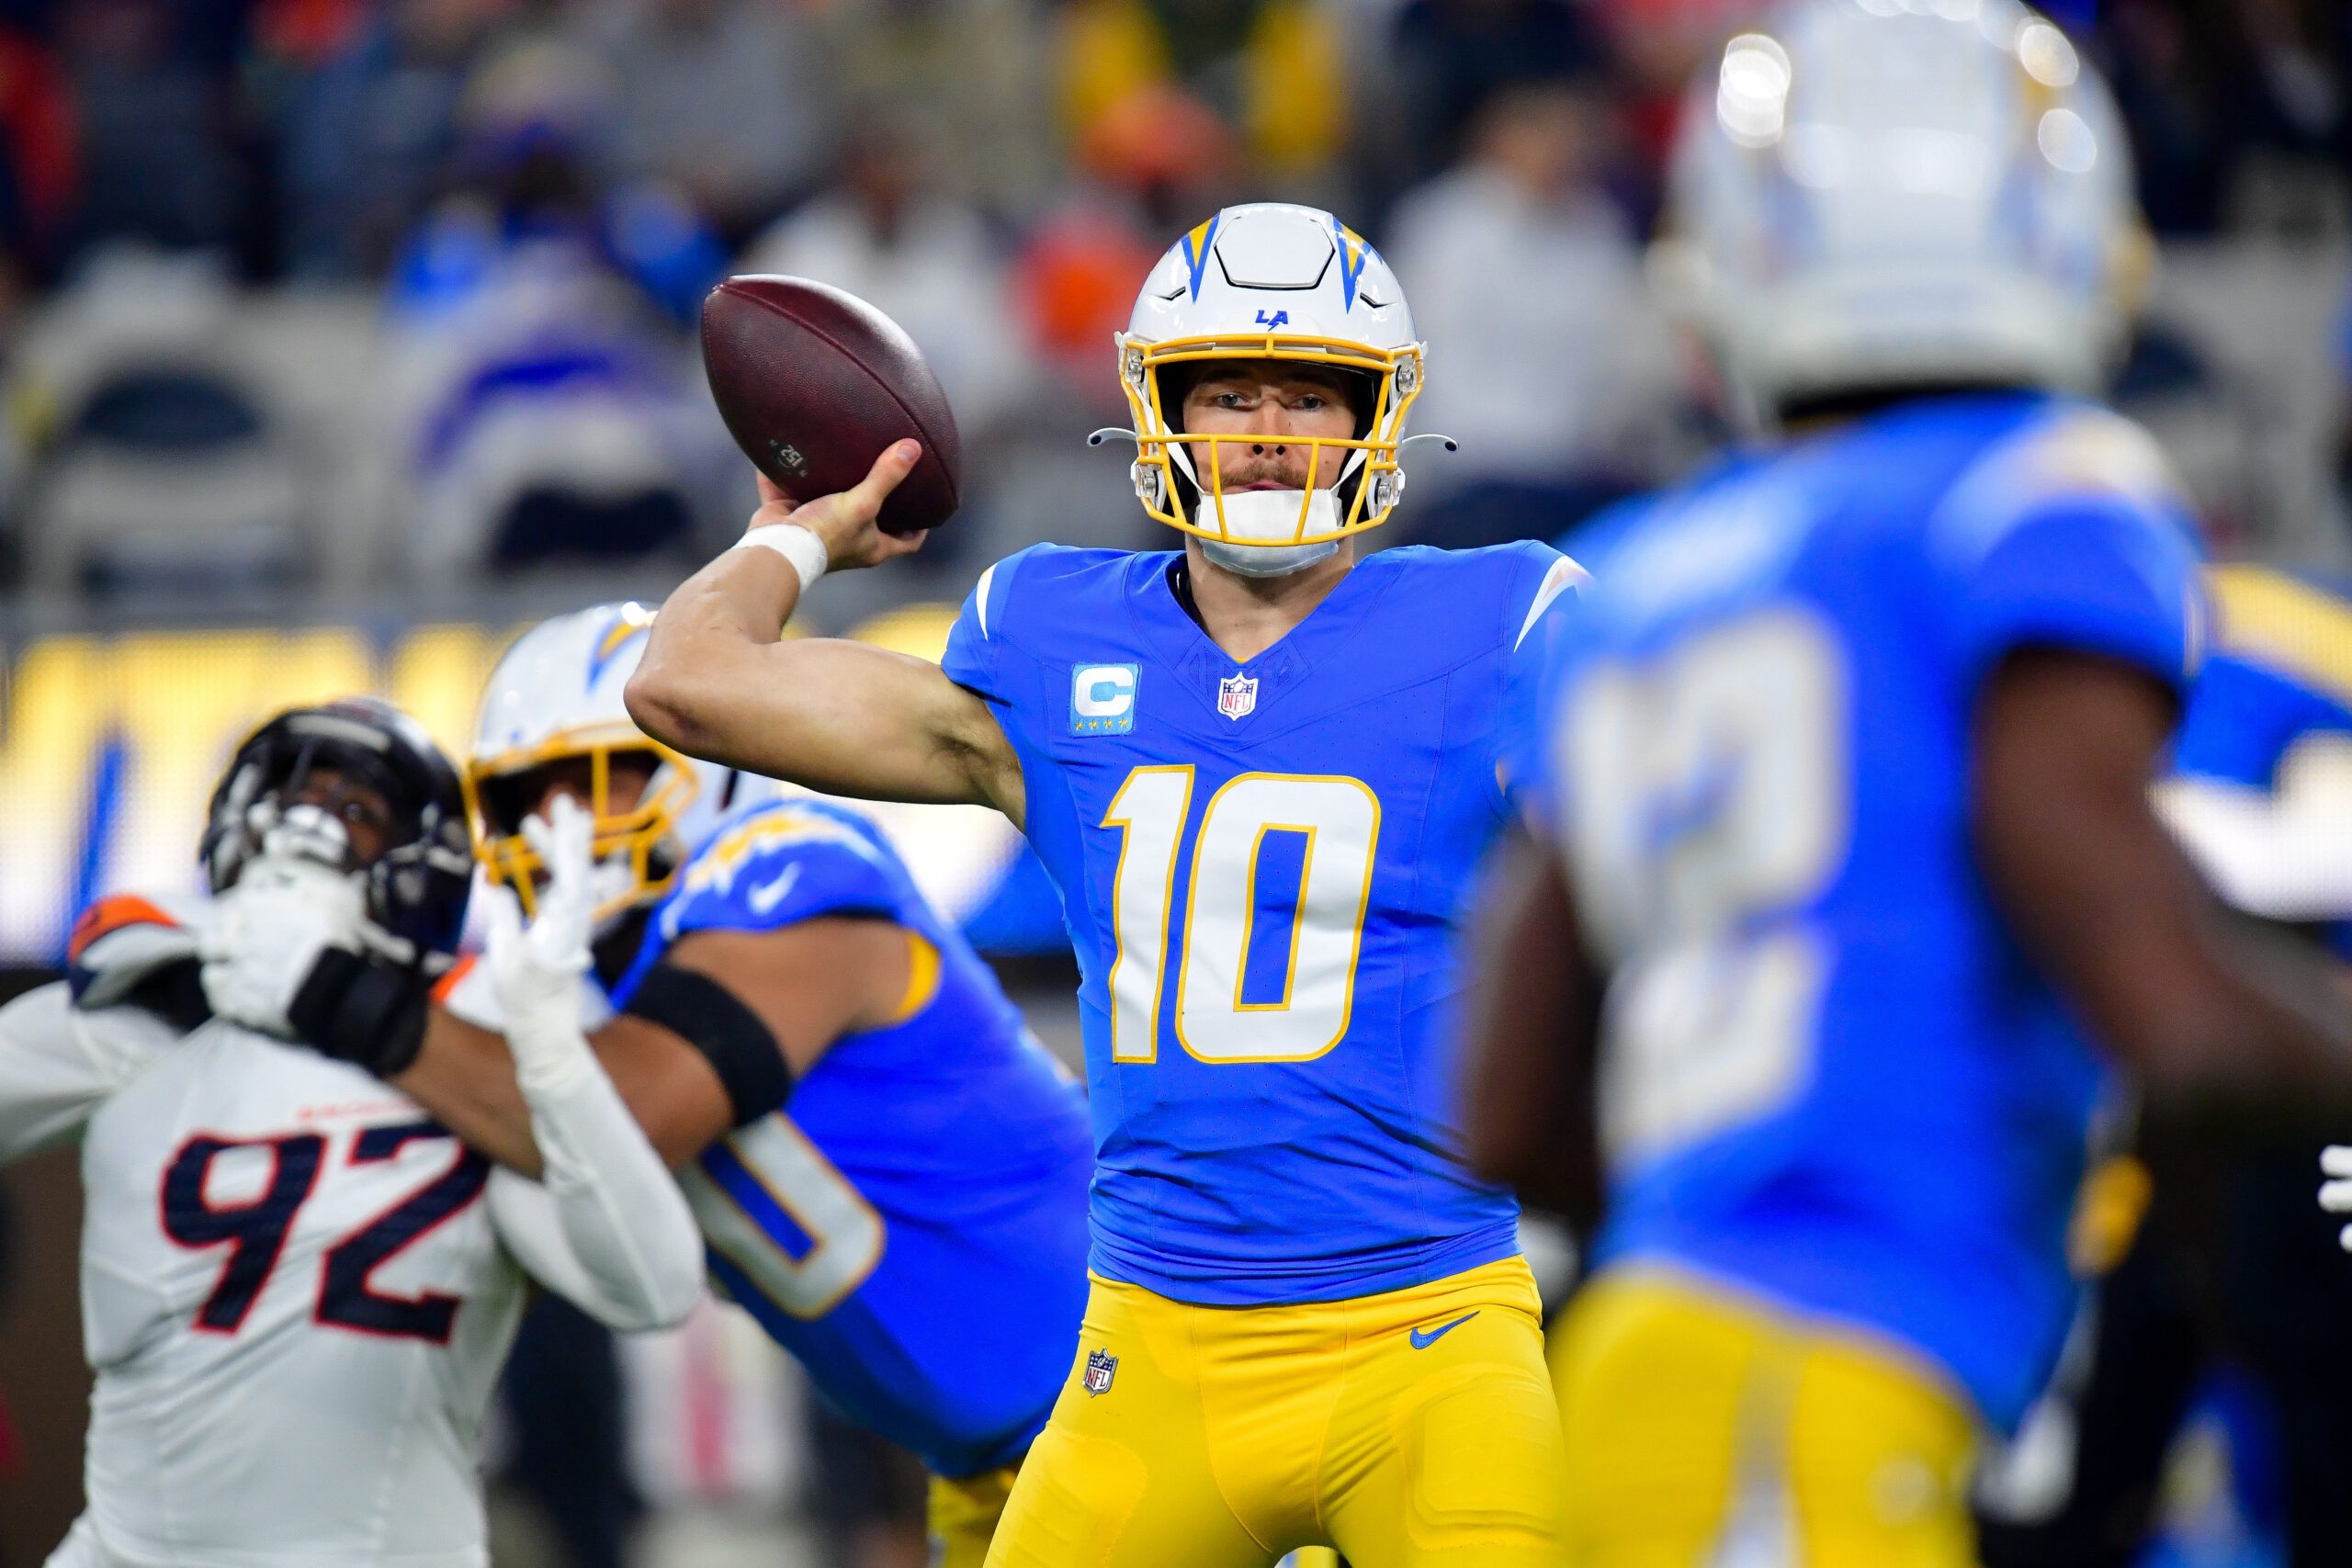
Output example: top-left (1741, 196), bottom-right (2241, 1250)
top-left (730, 524), bottom-right (829, 591)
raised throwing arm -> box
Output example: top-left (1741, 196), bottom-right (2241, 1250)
top-left (626, 448), bottom-right (1024, 824)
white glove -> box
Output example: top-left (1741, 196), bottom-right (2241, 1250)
top-left (2318, 1145), bottom-right (2352, 1251)
top-left (435, 952), bottom-right (505, 1032)
top-left (199, 852), bottom-right (370, 1037)
top-left (481, 795), bottom-right (703, 1333)
top-left (488, 795), bottom-right (599, 1099)
top-left (435, 953), bottom-right (616, 1035)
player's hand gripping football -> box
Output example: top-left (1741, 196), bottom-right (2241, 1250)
top-left (485, 795), bottom-right (602, 1098)
top-left (748, 440), bottom-right (926, 572)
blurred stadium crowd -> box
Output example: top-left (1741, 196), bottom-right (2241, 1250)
top-left (0, 0), bottom-right (2343, 612)
top-left (2, 2), bottom-right (2352, 1567)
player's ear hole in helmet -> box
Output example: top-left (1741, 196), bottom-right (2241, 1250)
top-left (201, 697), bottom-right (476, 975)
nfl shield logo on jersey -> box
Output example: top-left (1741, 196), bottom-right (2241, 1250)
top-left (1217, 673), bottom-right (1258, 720)
top-left (1083, 1348), bottom-right (1118, 1396)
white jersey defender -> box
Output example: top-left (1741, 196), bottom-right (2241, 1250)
top-left (7, 920), bottom-right (694, 1568)
top-left (3, 699), bottom-right (703, 1568)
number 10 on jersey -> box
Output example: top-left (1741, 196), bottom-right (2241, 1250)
top-left (1102, 768), bottom-right (1380, 1064)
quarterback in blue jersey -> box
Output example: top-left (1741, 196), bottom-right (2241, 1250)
top-left (628, 202), bottom-right (1583, 1564)
top-left (1462, 5), bottom-right (2352, 1564)
top-left (200, 604), bottom-right (1093, 1564)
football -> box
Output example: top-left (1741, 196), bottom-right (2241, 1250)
top-left (700, 275), bottom-right (963, 536)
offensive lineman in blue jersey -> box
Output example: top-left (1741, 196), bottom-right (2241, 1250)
top-left (628, 202), bottom-right (1584, 1564)
top-left (1462, 5), bottom-right (2352, 1564)
top-left (198, 604), bottom-right (1092, 1564)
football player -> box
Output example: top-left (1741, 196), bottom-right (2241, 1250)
top-left (2162, 567), bottom-right (2352, 944)
top-left (199, 604), bottom-right (1094, 1565)
top-left (1461, 5), bottom-right (2352, 1563)
top-left (620, 202), bottom-right (1585, 1565)
top-left (1974, 564), bottom-right (2352, 1566)
top-left (0, 697), bottom-right (703, 1568)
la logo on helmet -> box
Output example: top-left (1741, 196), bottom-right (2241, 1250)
top-left (1254, 310), bottom-right (1289, 329)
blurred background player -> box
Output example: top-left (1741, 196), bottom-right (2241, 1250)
top-left (622, 201), bottom-right (1583, 1564)
top-left (1461, 2), bottom-right (2352, 1563)
top-left (1974, 562), bottom-right (2352, 1566)
top-left (0, 696), bottom-right (703, 1568)
top-left (200, 603), bottom-right (1094, 1566)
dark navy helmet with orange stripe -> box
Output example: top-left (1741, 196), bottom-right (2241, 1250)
top-left (201, 697), bottom-right (475, 974)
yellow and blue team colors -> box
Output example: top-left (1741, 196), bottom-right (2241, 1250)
top-left (944, 539), bottom-right (1581, 1563)
top-left (1520, 393), bottom-right (2207, 1562)
top-left (1551, 1270), bottom-right (1976, 1568)
top-left (989, 1258), bottom-right (1562, 1567)
top-left (931, 1466), bottom-right (1027, 1568)
top-left (2175, 564), bottom-right (2352, 958)
top-left (603, 797), bottom-right (1095, 1555)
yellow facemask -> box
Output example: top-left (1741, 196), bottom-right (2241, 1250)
top-left (462, 728), bottom-right (709, 923)
top-left (1115, 331), bottom-right (1426, 548)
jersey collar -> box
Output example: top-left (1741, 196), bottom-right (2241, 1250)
top-left (1125, 549), bottom-right (1408, 731)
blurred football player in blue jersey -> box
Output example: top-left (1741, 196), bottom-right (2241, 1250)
top-left (200, 604), bottom-right (1092, 1566)
top-left (1461, 3), bottom-right (2352, 1563)
top-left (626, 201), bottom-right (1585, 1564)
top-left (1974, 564), bottom-right (2352, 1567)
top-left (2164, 567), bottom-right (2352, 963)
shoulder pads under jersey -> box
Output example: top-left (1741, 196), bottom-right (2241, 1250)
top-left (67, 894), bottom-right (210, 1031)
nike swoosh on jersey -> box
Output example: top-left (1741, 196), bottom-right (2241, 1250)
top-left (1408, 1311), bottom-right (1479, 1348)
top-left (746, 864), bottom-right (803, 916)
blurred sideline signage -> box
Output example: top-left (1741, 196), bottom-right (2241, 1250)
top-left (0, 606), bottom-right (1066, 964)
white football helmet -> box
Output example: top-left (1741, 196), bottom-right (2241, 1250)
top-left (466, 604), bottom-right (752, 925)
top-left (1114, 203), bottom-right (1430, 574)
top-left (1655, 0), bottom-right (2150, 425)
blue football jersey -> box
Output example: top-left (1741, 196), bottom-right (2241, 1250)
top-left (1521, 393), bottom-right (2207, 1430)
top-left (607, 797), bottom-right (1093, 1477)
top-left (2174, 565), bottom-right (2352, 956)
top-left (942, 541), bottom-right (1583, 1304)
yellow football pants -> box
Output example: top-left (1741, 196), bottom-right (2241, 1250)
top-left (933, 1462), bottom-right (1021, 1567)
top-left (1550, 1267), bottom-right (1980, 1568)
top-left (983, 1257), bottom-right (1566, 1567)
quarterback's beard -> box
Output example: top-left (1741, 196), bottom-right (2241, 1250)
top-left (1196, 487), bottom-right (1344, 578)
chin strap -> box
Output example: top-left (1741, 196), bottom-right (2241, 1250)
top-left (1199, 536), bottom-right (1340, 579)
